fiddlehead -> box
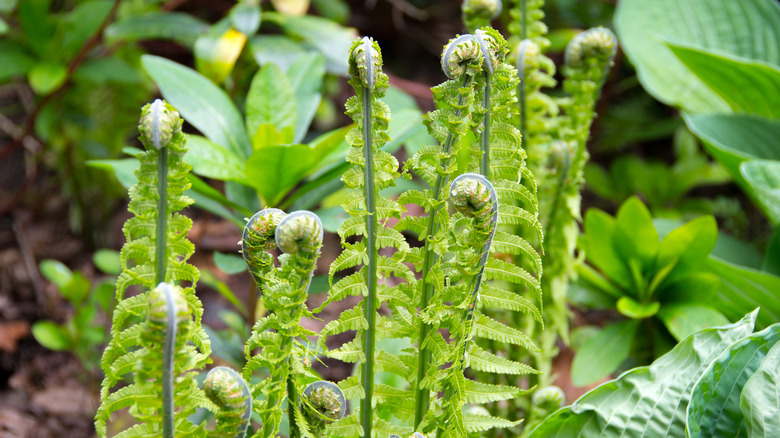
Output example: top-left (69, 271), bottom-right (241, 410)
top-left (321, 36), bottom-right (414, 438)
top-left (243, 210), bottom-right (323, 438)
top-left (402, 32), bottom-right (484, 431)
top-left (462, 0), bottom-right (502, 33)
top-left (96, 101), bottom-right (211, 438)
top-left (204, 366), bottom-right (253, 438)
top-left (301, 380), bottom-right (347, 435)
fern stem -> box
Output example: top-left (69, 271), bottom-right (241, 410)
top-left (360, 39), bottom-right (378, 438)
top-left (160, 282), bottom-right (177, 438)
top-left (288, 374), bottom-right (301, 438)
top-left (413, 74), bottom-right (472, 429)
top-left (156, 142), bottom-right (168, 285)
top-left (480, 72), bottom-right (492, 177)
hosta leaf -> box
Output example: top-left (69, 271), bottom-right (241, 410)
top-left (740, 342), bottom-right (780, 437)
top-left (666, 43), bottom-right (780, 119)
top-left (687, 323), bottom-right (780, 437)
top-left (528, 311), bottom-right (758, 437)
top-left (741, 159), bottom-right (780, 225)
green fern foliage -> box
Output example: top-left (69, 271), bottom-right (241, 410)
top-left (204, 366), bottom-right (253, 438)
top-left (242, 210), bottom-right (324, 437)
top-left (320, 37), bottom-right (415, 438)
top-left (96, 101), bottom-right (211, 438)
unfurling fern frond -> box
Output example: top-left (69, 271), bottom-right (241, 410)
top-left (321, 36), bottom-right (413, 438)
top-left (462, 0), bottom-right (502, 33)
top-left (204, 366), bottom-right (253, 438)
top-left (96, 101), bottom-right (211, 438)
top-left (243, 210), bottom-right (323, 438)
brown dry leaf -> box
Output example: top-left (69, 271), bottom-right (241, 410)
top-left (0, 321), bottom-right (30, 353)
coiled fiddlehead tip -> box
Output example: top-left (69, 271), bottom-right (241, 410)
top-left (532, 385), bottom-right (565, 410)
top-left (513, 39), bottom-right (541, 75)
top-left (138, 99), bottom-right (182, 150)
top-left (449, 173), bottom-right (497, 223)
top-left (242, 208), bottom-right (287, 254)
top-left (564, 26), bottom-right (618, 69)
top-left (441, 34), bottom-right (482, 79)
top-left (349, 36), bottom-right (383, 89)
top-left (204, 366), bottom-right (252, 412)
top-left (147, 282), bottom-right (189, 326)
top-left (275, 210), bottom-right (323, 255)
top-left (302, 380), bottom-right (347, 421)
top-left (475, 27), bottom-right (506, 75)
top-left (462, 0), bottom-right (502, 21)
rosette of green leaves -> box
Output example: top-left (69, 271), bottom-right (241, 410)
top-left (572, 197), bottom-right (727, 386)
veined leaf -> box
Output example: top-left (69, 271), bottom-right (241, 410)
top-left (741, 159), bottom-right (780, 225)
top-left (528, 311), bottom-right (758, 437)
top-left (464, 413), bottom-right (522, 433)
top-left (740, 342), bottom-right (780, 437)
top-left (687, 323), bottom-right (780, 437)
top-left (464, 380), bottom-right (524, 404)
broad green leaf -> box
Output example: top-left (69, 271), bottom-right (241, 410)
top-left (245, 143), bottom-right (327, 205)
top-left (59, 0), bottom-right (113, 60)
top-left (39, 259), bottom-right (72, 291)
top-left (582, 208), bottom-right (632, 290)
top-left (656, 215), bottom-right (718, 287)
top-left (229, 2), bottom-right (261, 36)
top-left (571, 319), bottom-right (640, 387)
top-left (93, 249), bottom-right (121, 275)
top-left (616, 297), bottom-right (660, 319)
top-left (614, 197), bottom-right (659, 273)
top-left (286, 53), bottom-right (325, 143)
top-left (141, 55), bottom-right (252, 159)
top-left (250, 35), bottom-right (308, 72)
top-left (213, 252), bottom-right (246, 275)
top-left (28, 62), bottom-right (67, 95)
top-left (615, 0), bottom-right (780, 113)
top-left (741, 160), bottom-right (780, 225)
top-left (667, 43), bottom-right (780, 119)
top-left (264, 12), bottom-right (356, 75)
top-left (0, 42), bottom-right (36, 82)
top-left (246, 63), bottom-right (297, 147)
top-left (104, 12), bottom-right (209, 48)
top-left (687, 323), bottom-right (780, 437)
top-left (658, 303), bottom-right (729, 342)
top-left (18, 0), bottom-right (55, 58)
top-left (765, 225), bottom-right (780, 276)
top-left (184, 135), bottom-right (246, 182)
top-left (707, 257), bottom-right (780, 329)
top-left (684, 113), bottom-right (780, 188)
top-left (656, 218), bottom-right (765, 270)
top-left (73, 57), bottom-right (141, 84)
top-left (528, 311), bottom-right (758, 437)
top-left (740, 342), bottom-right (780, 437)
top-left (32, 321), bottom-right (71, 351)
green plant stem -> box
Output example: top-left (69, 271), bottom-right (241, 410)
top-left (480, 73), bottom-right (492, 177)
top-left (161, 283), bottom-right (176, 438)
top-left (156, 147), bottom-right (168, 285)
top-left (413, 75), bottom-right (472, 429)
top-left (361, 73), bottom-right (377, 438)
top-left (287, 374), bottom-right (300, 438)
